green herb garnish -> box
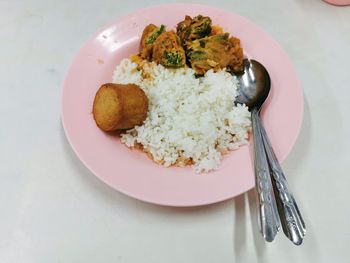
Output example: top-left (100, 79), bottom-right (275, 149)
top-left (164, 51), bottom-right (183, 67)
top-left (146, 25), bottom-right (166, 44)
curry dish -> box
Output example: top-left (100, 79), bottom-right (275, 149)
top-left (137, 15), bottom-right (244, 75)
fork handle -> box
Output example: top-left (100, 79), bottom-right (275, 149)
top-left (257, 119), bottom-right (306, 245)
top-left (251, 109), bottom-right (280, 242)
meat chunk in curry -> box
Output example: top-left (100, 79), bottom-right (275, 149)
top-left (152, 31), bottom-right (186, 68)
top-left (139, 24), bottom-right (166, 59)
top-left (176, 15), bottom-right (212, 44)
top-left (186, 33), bottom-right (244, 75)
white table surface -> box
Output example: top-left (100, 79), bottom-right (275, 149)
top-left (1, 0), bottom-right (350, 262)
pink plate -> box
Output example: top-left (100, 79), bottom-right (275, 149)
top-left (61, 4), bottom-right (303, 207)
top-left (323, 0), bottom-right (350, 5)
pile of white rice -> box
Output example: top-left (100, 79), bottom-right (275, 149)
top-left (113, 58), bottom-right (251, 173)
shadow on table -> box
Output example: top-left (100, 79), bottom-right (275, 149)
top-left (282, 95), bottom-right (312, 185)
top-left (233, 190), bottom-right (267, 262)
top-left (233, 188), bottom-right (320, 262)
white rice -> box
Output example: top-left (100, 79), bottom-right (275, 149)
top-left (113, 58), bottom-right (251, 173)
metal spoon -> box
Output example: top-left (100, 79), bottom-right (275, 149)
top-left (236, 59), bottom-right (306, 245)
top-left (236, 59), bottom-right (280, 242)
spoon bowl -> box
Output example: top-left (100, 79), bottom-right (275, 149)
top-left (236, 59), bottom-right (271, 110)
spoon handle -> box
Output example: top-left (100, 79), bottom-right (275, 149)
top-left (251, 109), bottom-right (280, 242)
top-left (257, 119), bottom-right (306, 245)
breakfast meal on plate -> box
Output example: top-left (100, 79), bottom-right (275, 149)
top-left (92, 15), bottom-right (251, 173)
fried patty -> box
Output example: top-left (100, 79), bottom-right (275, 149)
top-left (93, 83), bottom-right (148, 131)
